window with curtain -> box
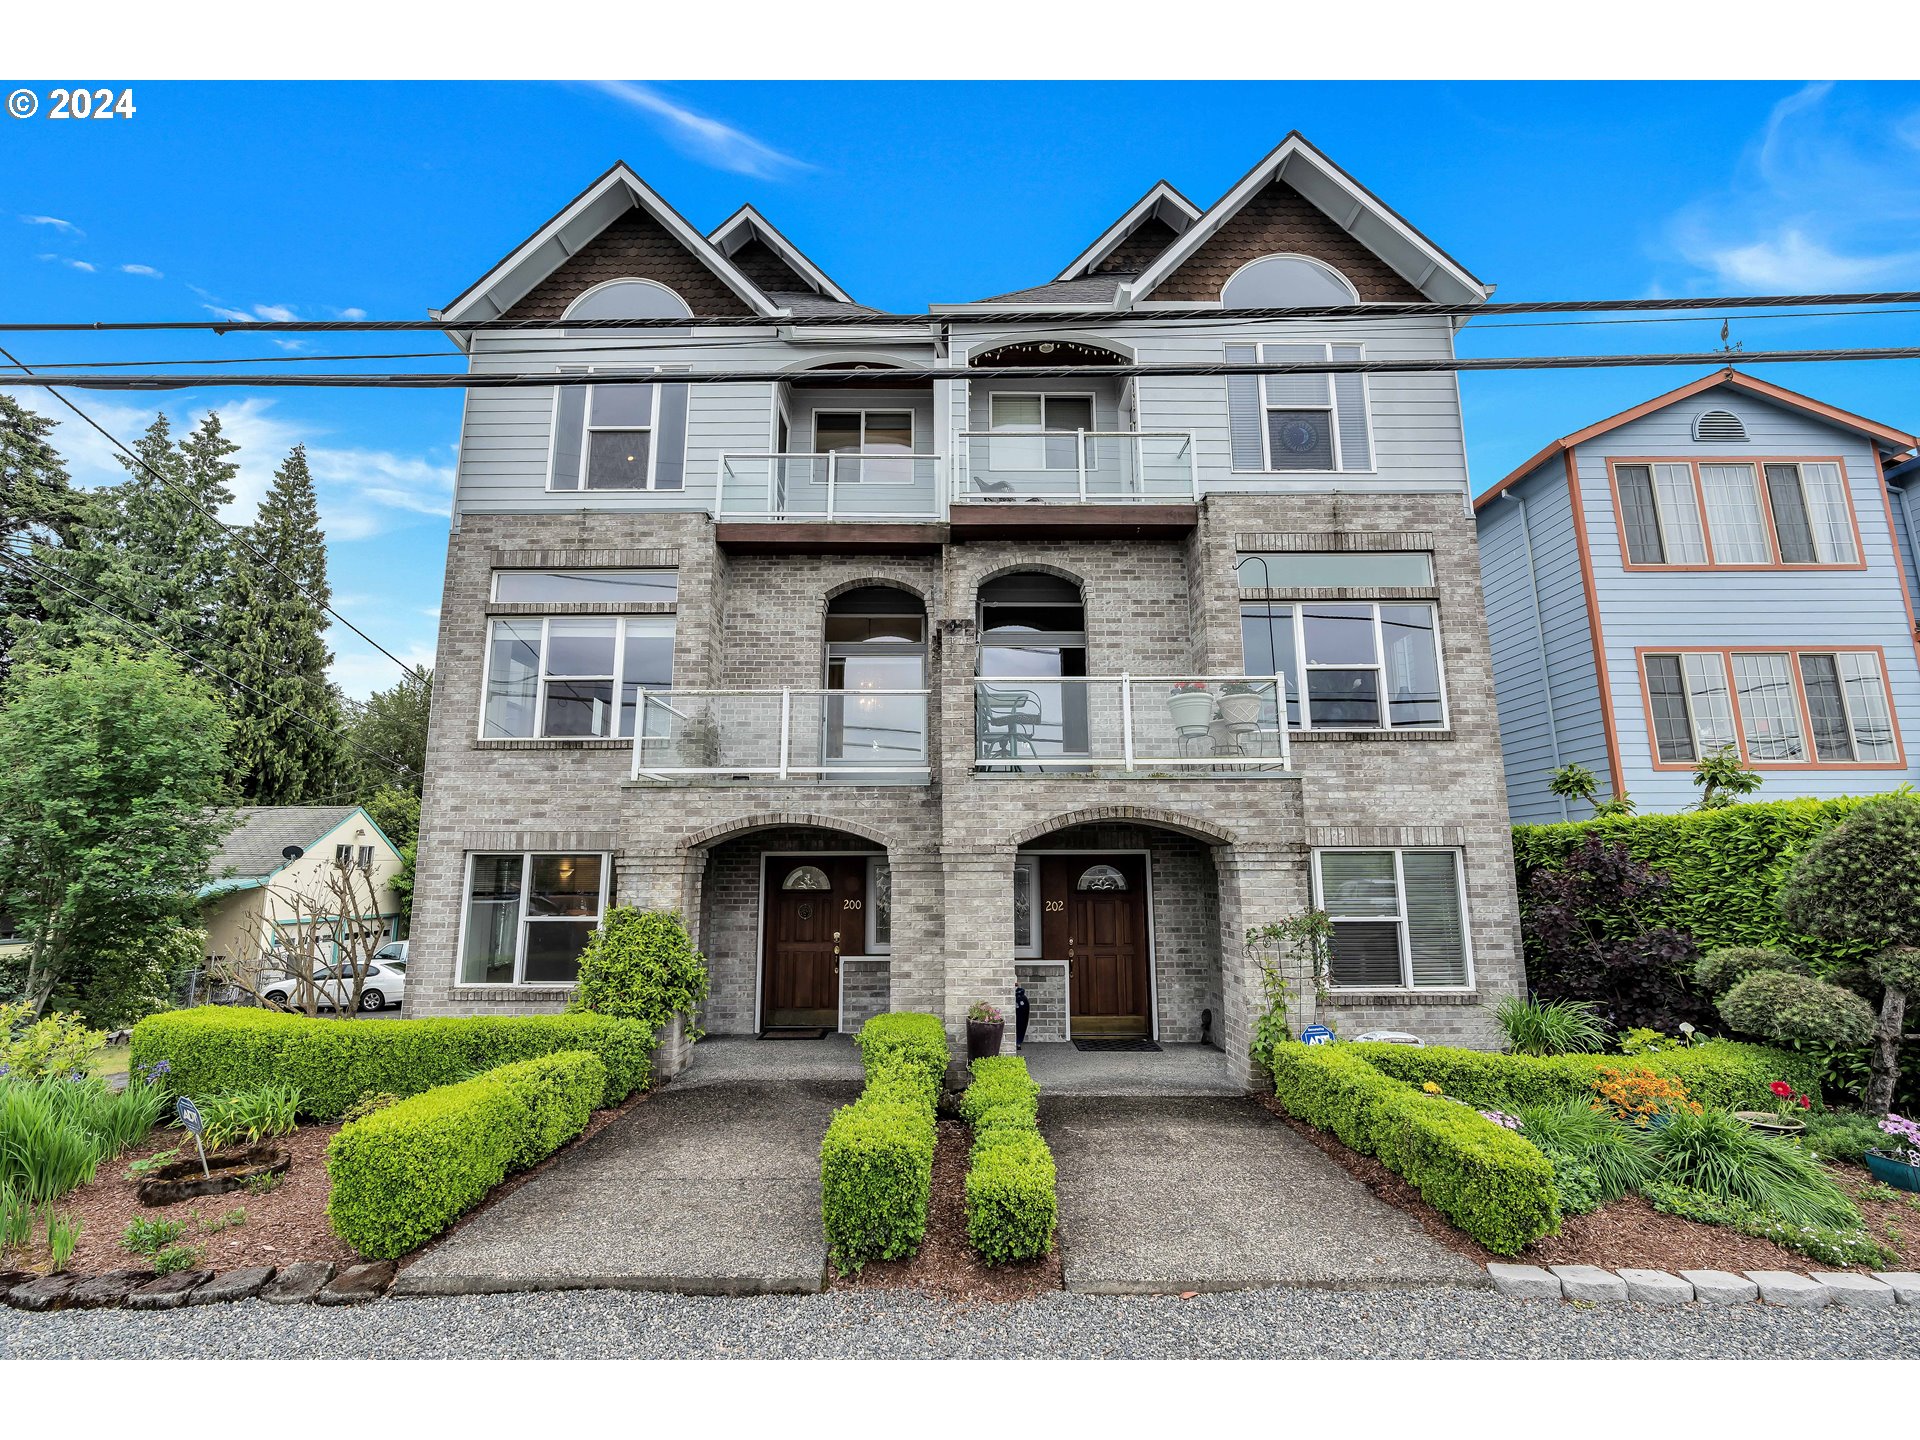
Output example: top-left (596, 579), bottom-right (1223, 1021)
top-left (482, 616), bottom-right (675, 739)
top-left (459, 853), bottom-right (607, 986)
top-left (1315, 849), bottom-right (1469, 989)
top-left (1642, 649), bottom-right (1897, 766)
top-left (1613, 459), bottom-right (1856, 566)
top-left (1225, 342), bottom-right (1371, 472)
top-left (1615, 463), bottom-right (1707, 564)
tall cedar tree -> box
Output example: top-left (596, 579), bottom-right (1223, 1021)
top-left (0, 396), bottom-right (95, 684)
top-left (221, 444), bottom-right (343, 801)
top-left (344, 665), bottom-right (432, 799)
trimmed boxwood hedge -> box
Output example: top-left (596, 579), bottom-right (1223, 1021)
top-left (325, 1050), bottom-right (605, 1259)
top-left (130, 1007), bottom-right (655, 1117)
top-left (959, 1056), bottom-right (1056, 1264)
top-left (1348, 1038), bottom-right (1821, 1113)
top-left (1270, 1042), bottom-right (1559, 1255)
top-left (820, 1014), bottom-right (945, 1273)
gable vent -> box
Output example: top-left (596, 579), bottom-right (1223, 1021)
top-left (1693, 409), bottom-right (1748, 443)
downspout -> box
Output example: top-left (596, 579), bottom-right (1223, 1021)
top-left (1501, 489), bottom-right (1568, 820)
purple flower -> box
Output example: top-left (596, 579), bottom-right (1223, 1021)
top-left (1478, 1108), bottom-right (1524, 1131)
top-left (1882, 1113), bottom-right (1920, 1163)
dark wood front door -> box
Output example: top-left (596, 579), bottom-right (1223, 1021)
top-left (762, 855), bottom-right (867, 1030)
top-left (1039, 854), bottom-right (1150, 1037)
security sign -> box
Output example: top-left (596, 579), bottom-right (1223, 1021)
top-left (175, 1095), bottom-right (204, 1135)
top-left (1301, 1024), bottom-right (1335, 1045)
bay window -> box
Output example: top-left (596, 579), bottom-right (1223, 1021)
top-left (459, 852), bottom-right (608, 986)
top-left (482, 615), bottom-right (675, 739)
top-left (1313, 848), bottom-right (1470, 990)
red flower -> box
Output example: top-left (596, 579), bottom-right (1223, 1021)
top-left (1770, 1081), bottom-right (1794, 1098)
top-left (1799, 1095), bottom-right (1812, 1109)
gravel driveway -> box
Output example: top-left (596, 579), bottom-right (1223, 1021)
top-left (4, 1287), bottom-right (1916, 1359)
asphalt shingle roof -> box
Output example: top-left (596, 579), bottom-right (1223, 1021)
top-left (212, 806), bottom-right (359, 879)
top-left (768, 289), bottom-right (879, 317)
top-left (971, 273), bottom-right (1137, 305)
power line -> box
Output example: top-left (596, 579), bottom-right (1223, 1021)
top-left (10, 289), bottom-right (1920, 333)
top-left (0, 343), bottom-right (423, 680)
top-left (1, 350), bottom-right (465, 369)
top-left (0, 544), bottom-right (417, 784)
top-left (7, 346), bottom-right (1920, 391)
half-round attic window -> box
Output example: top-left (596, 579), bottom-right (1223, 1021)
top-left (562, 278), bottom-right (693, 322)
top-left (1075, 864), bottom-right (1128, 892)
top-left (1693, 409), bottom-right (1748, 443)
top-left (1220, 254), bottom-right (1359, 308)
top-left (781, 865), bottom-right (831, 891)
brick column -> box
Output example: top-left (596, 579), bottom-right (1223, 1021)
top-left (617, 851), bottom-right (698, 920)
top-left (940, 846), bottom-right (1018, 1048)
top-left (1212, 843), bottom-right (1311, 1092)
top-left (883, 848), bottom-right (945, 1019)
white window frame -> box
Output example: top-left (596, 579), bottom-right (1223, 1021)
top-left (1612, 458), bottom-right (1859, 568)
top-left (1243, 341), bottom-right (1376, 475)
top-left (478, 614), bottom-right (676, 741)
top-left (811, 408), bottom-right (918, 486)
top-left (489, 568), bottom-right (680, 605)
top-left (545, 366), bottom-right (665, 493)
top-left (1310, 847), bottom-right (1474, 992)
top-left (1242, 600), bottom-right (1449, 732)
top-left (454, 850), bottom-right (611, 988)
top-left (1012, 854), bottom-right (1042, 958)
top-left (987, 392), bottom-right (1099, 471)
top-left (865, 855), bottom-right (892, 955)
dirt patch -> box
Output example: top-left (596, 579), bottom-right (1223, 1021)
top-left (832, 1118), bottom-right (1063, 1304)
top-left (1837, 1166), bottom-right (1920, 1269)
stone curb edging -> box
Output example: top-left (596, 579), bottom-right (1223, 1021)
top-left (1490, 1264), bottom-right (1920, 1308)
top-left (3, 1261), bottom-right (397, 1313)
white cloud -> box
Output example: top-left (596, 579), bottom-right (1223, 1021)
top-left (335, 307), bottom-right (367, 321)
top-left (269, 337), bottom-right (311, 352)
top-left (252, 303), bottom-right (299, 322)
top-left (1666, 84), bottom-right (1920, 291)
top-left (21, 214), bottom-right (82, 236)
top-left (120, 263), bottom-right (164, 278)
top-left (200, 303), bottom-right (257, 323)
top-left (585, 81), bottom-right (811, 179)
top-left (330, 638), bottom-right (437, 702)
top-left (37, 254), bottom-right (95, 272)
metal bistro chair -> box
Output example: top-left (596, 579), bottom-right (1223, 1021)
top-left (977, 685), bottom-right (1042, 763)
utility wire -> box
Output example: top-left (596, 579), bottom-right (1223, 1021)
top-left (0, 343), bottom-right (423, 680)
top-left (11, 289), bottom-right (1920, 332)
top-left (8, 346), bottom-right (1920, 391)
top-left (0, 544), bottom-right (417, 783)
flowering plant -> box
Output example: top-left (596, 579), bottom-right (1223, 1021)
top-left (1421, 1081), bottom-right (1442, 1095)
top-left (1769, 1079), bottom-right (1813, 1119)
top-left (1169, 680), bottom-right (1211, 694)
top-left (966, 1002), bottom-right (1003, 1025)
top-left (1478, 1109), bottom-right (1523, 1131)
top-left (1590, 1066), bottom-right (1702, 1128)
top-left (1880, 1113), bottom-right (1920, 1166)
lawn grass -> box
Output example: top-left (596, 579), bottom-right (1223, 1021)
top-left (86, 1044), bottom-right (131, 1078)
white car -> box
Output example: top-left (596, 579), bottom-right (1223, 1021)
top-left (263, 954), bottom-right (407, 1013)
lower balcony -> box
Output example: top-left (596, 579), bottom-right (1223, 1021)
top-left (973, 675), bottom-right (1291, 777)
top-left (630, 687), bottom-right (930, 785)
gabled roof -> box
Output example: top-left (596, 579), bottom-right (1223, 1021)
top-left (1130, 132), bottom-right (1490, 307)
top-left (1474, 368), bottom-right (1920, 509)
top-left (1054, 180), bottom-right (1201, 282)
top-left (435, 162), bottom-right (780, 334)
top-left (204, 805), bottom-right (396, 896)
top-left (973, 273), bottom-right (1137, 307)
top-left (708, 204), bottom-right (856, 305)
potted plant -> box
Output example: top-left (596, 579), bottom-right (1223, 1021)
top-left (1735, 1079), bottom-right (1810, 1136)
top-left (1867, 1112), bottom-right (1920, 1192)
top-left (966, 1001), bottom-right (1005, 1061)
top-left (1165, 680), bottom-right (1216, 737)
top-left (1216, 680), bottom-right (1266, 729)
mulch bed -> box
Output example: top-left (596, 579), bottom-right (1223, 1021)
top-left (1262, 1094), bottom-right (1920, 1273)
top-left (832, 1118), bottom-right (1063, 1303)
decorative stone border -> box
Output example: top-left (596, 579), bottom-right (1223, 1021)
top-left (2, 1261), bottom-right (395, 1312)
top-left (1490, 1264), bottom-right (1920, 1308)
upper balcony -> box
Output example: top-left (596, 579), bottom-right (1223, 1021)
top-left (950, 430), bottom-right (1200, 539)
top-left (715, 452), bottom-right (947, 551)
top-left (630, 686), bottom-right (931, 785)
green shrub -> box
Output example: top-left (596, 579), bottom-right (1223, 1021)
top-left (196, 1083), bottom-right (300, 1152)
top-left (1494, 996), bottom-right (1609, 1056)
top-left (121, 1215), bottom-right (186, 1256)
top-left (1643, 1105), bottom-right (1858, 1229)
top-left (1643, 1180), bottom-right (1892, 1267)
top-left (1540, 1151), bottom-right (1605, 1215)
top-left (150, 1242), bottom-right (203, 1275)
top-left (0, 1074), bottom-right (168, 1205)
top-left (1800, 1109), bottom-right (1891, 1166)
top-left (1270, 1043), bottom-right (1559, 1254)
top-left (566, 907), bottom-right (710, 1041)
top-left (966, 1128), bottom-right (1057, 1264)
top-left (1517, 1100), bottom-right (1657, 1203)
top-left (1349, 1039), bottom-right (1820, 1113)
top-left (1694, 947), bottom-right (1805, 996)
top-left (854, 1013), bottom-right (949, 1094)
top-left (132, 1008), bottom-right (655, 1118)
top-left (820, 1063), bottom-right (936, 1274)
top-left (325, 1051), bottom-right (604, 1259)
top-left (0, 1002), bottom-right (106, 1081)
top-left (958, 1056), bottom-right (1040, 1128)
top-left (1717, 971), bottom-right (1877, 1050)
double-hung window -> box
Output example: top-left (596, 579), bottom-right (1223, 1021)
top-left (1226, 342), bottom-right (1372, 472)
top-left (549, 368), bottom-right (687, 491)
top-left (482, 615), bottom-right (675, 739)
top-left (1614, 460), bottom-right (1856, 567)
top-left (1643, 649), bottom-right (1898, 766)
top-left (459, 852), bottom-right (608, 985)
top-left (1239, 601), bottom-right (1445, 730)
top-left (1313, 849), bottom-right (1471, 989)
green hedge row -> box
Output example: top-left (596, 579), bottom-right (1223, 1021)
top-left (130, 1008), bottom-right (655, 1117)
top-left (325, 1051), bottom-right (605, 1259)
top-left (960, 1057), bottom-right (1056, 1265)
top-left (820, 1013), bottom-right (945, 1273)
top-left (1349, 1039), bottom-right (1821, 1112)
top-left (1270, 1042), bottom-right (1559, 1255)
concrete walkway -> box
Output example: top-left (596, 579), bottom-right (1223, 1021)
top-left (1045, 1094), bottom-right (1485, 1294)
top-left (1020, 1041), bottom-right (1240, 1096)
top-left (394, 1038), bottom-right (861, 1297)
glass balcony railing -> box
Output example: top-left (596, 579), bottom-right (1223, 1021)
top-left (631, 687), bottom-right (930, 782)
top-left (955, 431), bottom-right (1199, 503)
top-left (717, 453), bottom-right (944, 522)
top-left (973, 675), bottom-right (1290, 775)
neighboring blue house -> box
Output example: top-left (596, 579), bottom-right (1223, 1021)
top-left (1475, 368), bottom-right (1920, 821)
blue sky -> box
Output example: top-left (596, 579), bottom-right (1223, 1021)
top-left (6, 79), bottom-right (1920, 695)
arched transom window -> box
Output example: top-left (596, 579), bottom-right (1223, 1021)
top-left (1076, 864), bottom-right (1128, 892)
top-left (782, 864), bottom-right (831, 891)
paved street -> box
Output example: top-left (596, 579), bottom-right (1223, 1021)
top-left (5, 1286), bottom-right (1917, 1359)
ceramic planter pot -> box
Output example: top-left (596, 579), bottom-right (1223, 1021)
top-left (1217, 690), bottom-right (1264, 727)
top-left (1166, 690), bottom-right (1216, 736)
top-left (1866, 1150), bottom-right (1920, 1192)
top-left (1734, 1110), bottom-right (1806, 1137)
top-left (966, 1019), bottom-right (1005, 1062)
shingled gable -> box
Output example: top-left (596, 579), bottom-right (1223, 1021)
top-left (1053, 180), bottom-right (1201, 282)
top-left (434, 162), bottom-right (780, 337)
top-left (708, 204), bottom-right (856, 305)
top-left (1130, 133), bottom-right (1490, 308)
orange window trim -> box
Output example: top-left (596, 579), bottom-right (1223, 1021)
top-left (1633, 644), bottom-right (1907, 772)
top-left (1603, 456), bottom-right (1869, 573)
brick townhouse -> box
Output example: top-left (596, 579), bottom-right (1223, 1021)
top-left (405, 133), bottom-right (1526, 1085)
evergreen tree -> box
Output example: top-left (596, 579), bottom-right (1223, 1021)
top-left (221, 444), bottom-right (342, 802)
top-left (0, 396), bottom-right (92, 683)
top-left (343, 665), bottom-right (433, 798)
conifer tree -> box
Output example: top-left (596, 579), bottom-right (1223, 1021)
top-left (221, 444), bottom-right (342, 802)
top-left (0, 395), bottom-right (96, 683)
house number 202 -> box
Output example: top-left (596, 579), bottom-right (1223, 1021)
top-left (842, 898), bottom-right (862, 910)
top-left (1044, 900), bottom-right (1065, 912)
